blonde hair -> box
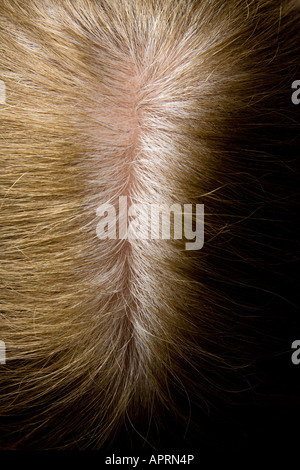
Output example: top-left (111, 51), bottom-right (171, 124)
top-left (0, 0), bottom-right (299, 450)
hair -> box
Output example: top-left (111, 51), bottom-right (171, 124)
top-left (0, 0), bottom-right (299, 451)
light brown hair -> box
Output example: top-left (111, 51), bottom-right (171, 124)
top-left (0, 0), bottom-right (299, 450)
